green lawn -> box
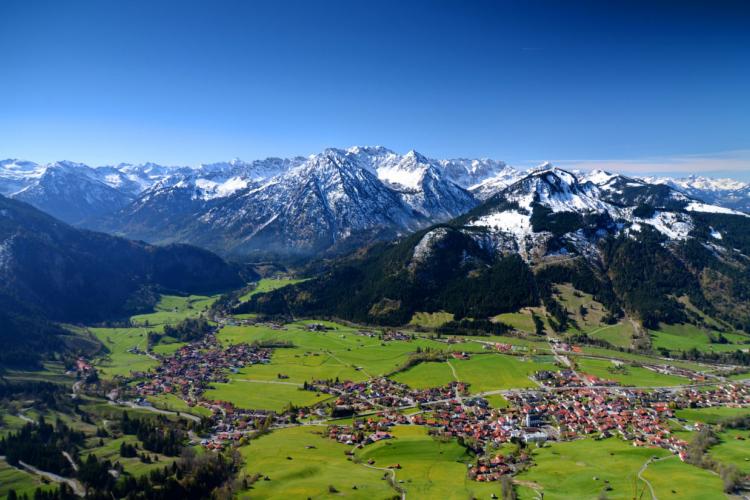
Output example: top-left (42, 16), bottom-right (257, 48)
top-left (391, 361), bottom-right (456, 389)
top-left (587, 322), bottom-right (635, 349)
top-left (483, 393), bottom-right (509, 409)
top-left (575, 357), bottom-right (689, 387)
top-left (217, 321), bottom-right (486, 382)
top-left (90, 293), bottom-right (222, 378)
top-left (355, 426), bottom-right (502, 499)
top-left (710, 429), bottom-right (750, 475)
top-left (651, 323), bottom-right (750, 354)
top-left (204, 380), bottom-right (333, 412)
top-left (90, 327), bottom-right (158, 377)
top-left (238, 278), bottom-right (306, 303)
top-left (675, 406), bottom-right (750, 425)
top-left (239, 426), bottom-right (395, 499)
top-left (450, 353), bottom-right (557, 393)
top-left (493, 311), bottom-right (538, 333)
top-left (516, 438), bottom-right (723, 500)
top-left (392, 353), bottom-right (561, 392)
top-left (0, 460), bottom-right (56, 497)
top-left (408, 311), bottom-right (454, 328)
top-left (147, 393), bottom-right (212, 418)
top-left (131, 294), bottom-right (218, 327)
top-left (86, 435), bottom-right (176, 477)
top-left (578, 346), bottom-right (708, 372)
top-left (640, 456), bottom-right (725, 500)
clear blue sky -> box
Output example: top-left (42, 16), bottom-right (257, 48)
top-left (1, 0), bottom-right (748, 178)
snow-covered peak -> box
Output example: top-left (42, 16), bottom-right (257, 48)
top-left (438, 157), bottom-right (512, 189)
top-left (0, 158), bottom-right (41, 173)
top-left (374, 150), bottom-right (434, 190)
top-left (468, 166), bottom-right (524, 200)
top-left (581, 169), bottom-right (619, 186)
top-left (509, 167), bottom-right (610, 213)
top-left (646, 174), bottom-right (749, 192)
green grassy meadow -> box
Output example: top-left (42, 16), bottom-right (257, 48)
top-left (0, 460), bottom-right (57, 497)
top-left (90, 327), bottom-right (157, 377)
top-left (710, 428), bottom-right (750, 474)
top-left (86, 435), bottom-right (176, 477)
top-left (218, 321), bottom-right (486, 381)
top-left (408, 311), bottom-right (454, 328)
top-left (354, 426), bottom-right (502, 499)
top-left (651, 323), bottom-right (750, 354)
top-left (90, 293), bottom-right (219, 378)
top-left (493, 311), bottom-right (539, 333)
top-left (554, 284), bottom-right (636, 348)
top-left (239, 426), bottom-right (395, 499)
top-left (382, 352), bottom-right (555, 393)
top-left (238, 278), bottom-right (306, 303)
top-left (640, 456), bottom-right (725, 500)
top-left (204, 381), bottom-right (333, 412)
top-left (575, 357), bottom-right (689, 387)
top-left (147, 393), bottom-right (213, 418)
top-left (131, 294), bottom-right (217, 327)
top-left (450, 353), bottom-right (556, 393)
top-left (391, 361), bottom-right (456, 389)
top-left (516, 438), bottom-right (723, 500)
top-left (675, 406), bottom-right (750, 425)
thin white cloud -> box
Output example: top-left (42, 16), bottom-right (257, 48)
top-left (546, 150), bottom-right (750, 177)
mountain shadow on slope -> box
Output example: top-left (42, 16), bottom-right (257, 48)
top-left (0, 194), bottom-right (254, 366)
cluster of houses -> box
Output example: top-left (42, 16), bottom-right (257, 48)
top-left (319, 369), bottom-right (749, 483)
top-left (118, 316), bottom-right (749, 479)
top-left (199, 402), bottom-right (284, 450)
top-left (468, 452), bottom-right (530, 482)
top-left (534, 369), bottom-right (618, 388)
top-left (132, 333), bottom-right (271, 404)
top-left (382, 330), bottom-right (414, 342)
top-left (353, 329), bottom-right (414, 342)
top-left (327, 417), bottom-right (397, 446)
top-left (307, 377), bottom-right (464, 412)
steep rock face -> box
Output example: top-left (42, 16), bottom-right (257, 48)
top-left (193, 150), bottom-right (426, 255)
top-left (101, 148), bottom-right (480, 257)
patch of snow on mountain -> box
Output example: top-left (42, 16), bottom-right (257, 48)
top-left (636, 211), bottom-right (693, 240)
top-left (582, 169), bottom-right (618, 186)
top-left (193, 177), bottom-right (250, 200)
top-left (685, 201), bottom-right (748, 217)
top-left (468, 211), bottom-right (532, 241)
top-left (374, 150), bottom-right (429, 190)
top-left (469, 166), bottom-right (525, 200)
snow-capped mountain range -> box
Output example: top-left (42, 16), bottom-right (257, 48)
top-left (1, 147), bottom-right (747, 257)
top-left (447, 166), bottom-right (746, 265)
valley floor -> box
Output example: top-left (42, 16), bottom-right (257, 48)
top-left (3, 279), bottom-right (750, 499)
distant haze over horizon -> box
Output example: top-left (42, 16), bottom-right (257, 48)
top-left (4, 146), bottom-right (750, 183)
